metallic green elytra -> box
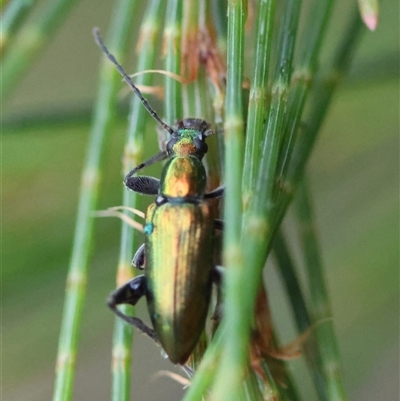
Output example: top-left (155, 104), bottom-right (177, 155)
top-left (94, 29), bottom-right (224, 365)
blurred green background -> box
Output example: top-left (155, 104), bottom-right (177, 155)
top-left (3, 1), bottom-right (399, 400)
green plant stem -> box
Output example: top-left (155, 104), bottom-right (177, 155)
top-left (181, 0), bottom-right (199, 87)
top-left (244, 369), bottom-right (265, 401)
top-left (295, 178), bottom-right (347, 401)
top-left (277, 0), bottom-right (335, 182)
top-left (242, 0), bottom-right (276, 198)
top-left (214, 2), bottom-right (302, 399)
top-left (1, 0), bottom-right (79, 100)
top-left (182, 327), bottom-right (224, 401)
top-left (210, 0), bottom-right (227, 41)
top-left (211, 0), bottom-right (245, 400)
top-left (163, 0), bottom-right (183, 127)
top-left (254, 0), bottom-right (301, 212)
top-left (0, 0), bottom-right (37, 56)
top-left (259, 360), bottom-right (281, 401)
top-left (287, 6), bottom-right (364, 186)
top-left (274, 6), bottom-right (364, 231)
top-left (273, 231), bottom-right (327, 401)
top-left (52, 2), bottom-right (137, 400)
top-left (273, 232), bottom-right (311, 332)
top-left (110, 2), bottom-right (164, 400)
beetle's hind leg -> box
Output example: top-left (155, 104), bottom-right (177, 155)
top-left (210, 265), bottom-right (224, 326)
top-left (214, 219), bottom-right (224, 230)
top-left (107, 275), bottom-right (158, 343)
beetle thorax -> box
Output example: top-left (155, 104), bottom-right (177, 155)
top-left (160, 156), bottom-right (207, 199)
top-left (171, 136), bottom-right (197, 156)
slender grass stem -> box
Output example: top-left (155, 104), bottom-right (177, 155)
top-left (111, 2), bottom-right (164, 400)
top-left (273, 6), bottom-right (363, 232)
top-left (255, 0), bottom-right (301, 212)
top-left (287, 7), bottom-right (364, 186)
top-left (242, 0), bottom-right (276, 202)
top-left (182, 327), bottom-right (224, 401)
top-left (273, 231), bottom-right (327, 401)
top-left (163, 0), bottom-right (183, 127)
top-left (211, 1), bottom-right (245, 400)
top-left (273, 232), bottom-right (311, 332)
top-left (52, 2), bottom-right (137, 400)
top-left (1, 0), bottom-right (79, 100)
top-left (181, 0), bottom-right (200, 83)
top-left (244, 369), bottom-right (265, 401)
top-left (295, 178), bottom-right (347, 401)
top-left (277, 0), bottom-right (335, 182)
top-left (0, 0), bottom-right (37, 56)
top-left (214, 3), bottom-right (302, 398)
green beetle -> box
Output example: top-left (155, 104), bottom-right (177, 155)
top-left (94, 29), bottom-right (223, 365)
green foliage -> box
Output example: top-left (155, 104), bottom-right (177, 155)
top-left (3, 0), bottom-right (398, 400)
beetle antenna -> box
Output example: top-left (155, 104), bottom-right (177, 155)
top-left (93, 27), bottom-right (175, 136)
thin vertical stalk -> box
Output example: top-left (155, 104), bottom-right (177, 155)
top-left (273, 232), bottom-right (311, 332)
top-left (242, 0), bottom-right (276, 198)
top-left (273, 231), bottom-right (327, 401)
top-left (295, 178), bottom-right (347, 401)
top-left (275, 6), bottom-right (364, 227)
top-left (1, 0), bottom-right (79, 99)
top-left (182, 326), bottom-right (225, 401)
top-left (211, 0), bottom-right (245, 400)
top-left (210, 0), bottom-right (227, 42)
top-left (111, 1), bottom-right (164, 400)
top-left (163, 0), bottom-right (183, 127)
top-left (214, 2), bottom-right (302, 399)
top-left (0, 0), bottom-right (37, 56)
top-left (287, 7), bottom-right (364, 186)
top-left (52, 1), bottom-right (137, 400)
top-left (181, 0), bottom-right (199, 83)
top-left (277, 0), bottom-right (335, 182)
top-left (254, 0), bottom-right (301, 212)
top-left (244, 369), bottom-right (265, 401)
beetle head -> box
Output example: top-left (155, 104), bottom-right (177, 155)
top-left (166, 118), bottom-right (213, 159)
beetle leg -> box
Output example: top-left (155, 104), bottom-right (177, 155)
top-left (211, 266), bottom-right (224, 325)
top-left (132, 243), bottom-right (145, 270)
top-left (107, 275), bottom-right (158, 343)
top-left (125, 175), bottom-right (160, 195)
top-left (213, 219), bottom-right (224, 230)
top-left (124, 150), bottom-right (168, 183)
top-left (204, 185), bottom-right (224, 199)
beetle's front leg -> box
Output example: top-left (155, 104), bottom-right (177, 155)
top-left (124, 150), bottom-right (168, 195)
top-left (132, 243), bottom-right (145, 269)
top-left (124, 175), bottom-right (160, 195)
top-left (107, 275), bottom-right (158, 343)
